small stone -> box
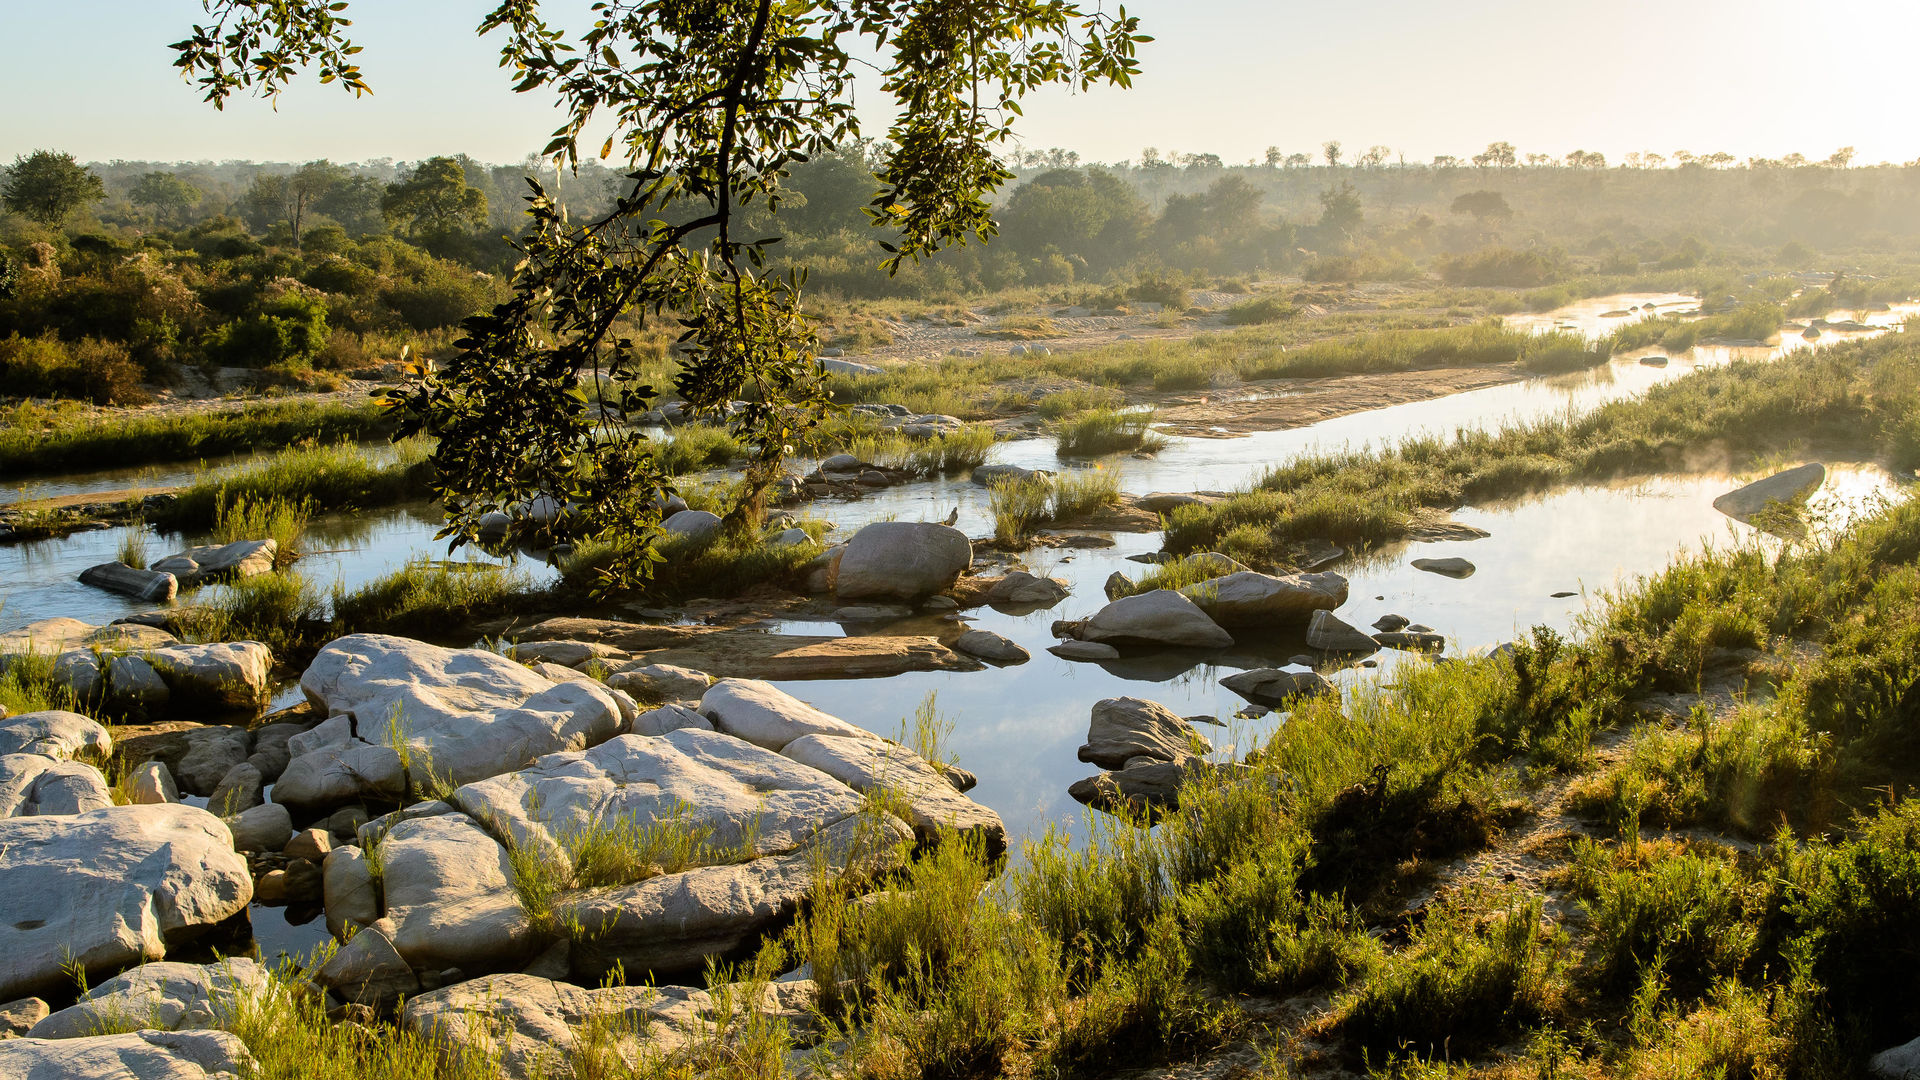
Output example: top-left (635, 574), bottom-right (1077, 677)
top-left (284, 827), bottom-right (332, 862)
top-left (1305, 610), bottom-right (1380, 654)
top-left (0, 996), bottom-right (49, 1037)
top-left (1049, 640), bottom-right (1121, 661)
top-left (123, 761), bottom-right (179, 805)
top-left (1372, 614), bottom-right (1410, 632)
top-left (1411, 557), bottom-right (1476, 578)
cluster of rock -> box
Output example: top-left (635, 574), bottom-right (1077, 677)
top-left (79, 538), bottom-right (279, 603)
top-left (0, 617), bottom-right (272, 718)
top-left (1067, 697), bottom-right (1245, 817)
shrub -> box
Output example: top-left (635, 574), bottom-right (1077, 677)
top-left (0, 333), bottom-right (147, 404)
top-left (1440, 247), bottom-right (1568, 288)
top-left (1055, 408), bottom-right (1165, 457)
top-left (1222, 296), bottom-right (1298, 326)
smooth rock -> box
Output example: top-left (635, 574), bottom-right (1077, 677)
top-left (285, 827), bottom-right (332, 862)
top-left (150, 539), bottom-right (277, 587)
top-left (50, 650), bottom-right (102, 702)
top-left (1713, 462), bottom-right (1826, 520)
top-left (280, 634), bottom-right (623, 813)
top-left (314, 920), bottom-right (417, 1007)
top-left (0, 805), bottom-right (253, 1001)
top-left (1376, 630), bottom-right (1447, 652)
top-left (245, 724), bottom-right (302, 783)
top-left (381, 812), bottom-right (537, 974)
top-left (970, 463), bottom-right (1049, 487)
top-left (0, 618), bottom-right (175, 662)
top-left (78, 562), bottom-right (178, 603)
top-left (1306, 610), bottom-right (1380, 653)
top-left (1372, 614), bottom-right (1410, 632)
top-left (149, 641), bottom-right (275, 710)
top-left (662, 510), bottom-right (724, 542)
top-left (1219, 668), bottom-right (1338, 707)
top-left (698, 679), bottom-right (881, 751)
top-left (125, 761), bottom-right (180, 805)
top-left (1410, 557), bottom-right (1476, 578)
top-left (1103, 571), bottom-right (1133, 601)
top-left (205, 763), bottom-right (262, 817)
top-left (0, 710), bottom-right (110, 760)
top-left (630, 703), bottom-right (715, 737)
top-left (0, 997), bottom-right (48, 1037)
top-left (228, 803), bottom-right (293, 853)
top-left (105, 655), bottom-right (170, 713)
top-left (0, 755), bottom-right (112, 817)
top-left (1079, 697), bottom-right (1209, 769)
top-left (1179, 570), bottom-right (1347, 627)
top-left (1872, 1036), bottom-right (1920, 1079)
top-left (1049, 640), bottom-right (1121, 661)
top-left (323, 846), bottom-right (379, 940)
top-left (953, 630), bottom-right (1029, 664)
top-left (0, 1030), bottom-right (255, 1079)
top-left (834, 604), bottom-right (913, 621)
top-left (782, 733), bottom-right (1005, 854)
top-left (1079, 590), bottom-right (1234, 649)
top-left (30, 959), bottom-right (269, 1038)
top-left (986, 571), bottom-right (1070, 607)
top-left (505, 640), bottom-right (623, 669)
top-left (170, 728), bottom-right (252, 797)
top-left (833, 521), bottom-right (973, 600)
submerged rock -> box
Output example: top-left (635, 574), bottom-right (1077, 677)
top-left (150, 539), bottom-right (277, 587)
top-left (985, 570), bottom-right (1070, 607)
top-left (1712, 462), bottom-right (1826, 521)
top-left (77, 562), bottom-right (178, 602)
top-left (1411, 557), bottom-right (1476, 578)
top-left (0, 805), bottom-right (252, 1002)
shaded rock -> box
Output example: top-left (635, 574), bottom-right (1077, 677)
top-left (943, 766), bottom-right (978, 793)
top-left (1306, 610), bottom-right (1379, 654)
top-left (1080, 697), bottom-right (1209, 769)
top-left (1079, 590), bottom-right (1233, 649)
top-left (1049, 640), bottom-right (1121, 661)
top-left (30, 958), bottom-right (269, 1038)
top-left (833, 521), bottom-right (973, 601)
top-left (1372, 614), bottom-right (1409, 632)
top-left (1872, 1036), bottom-right (1920, 1079)
top-left (0, 805), bottom-right (253, 1002)
top-left (170, 728), bottom-right (252, 797)
top-left (50, 650), bottom-right (102, 701)
top-left (323, 846), bottom-right (379, 940)
top-left (205, 763), bottom-right (262, 817)
top-left (1136, 492), bottom-right (1225, 514)
top-left (0, 997), bottom-right (48, 1037)
top-left (953, 630), bottom-right (1029, 664)
top-left (314, 920), bottom-right (417, 1007)
top-left (699, 679), bottom-right (881, 751)
top-left (1713, 462), bottom-right (1826, 520)
top-left (78, 562), bottom-right (178, 602)
top-left (228, 803), bottom-right (293, 853)
top-left (1376, 630), bottom-right (1446, 652)
top-left (279, 634), bottom-right (624, 813)
top-left (984, 571), bottom-right (1070, 607)
top-left (834, 604), bottom-right (912, 621)
top-left (1411, 557), bottom-right (1476, 578)
top-left (1103, 571), bottom-right (1133, 601)
top-left (125, 761), bottom-right (180, 805)
top-left (1069, 760), bottom-right (1192, 816)
top-left (1219, 668), bottom-right (1337, 708)
top-left (150, 539), bottom-right (277, 587)
top-left (0, 1030), bottom-right (254, 1079)
top-left (782, 733), bottom-right (1005, 854)
top-left (0, 710), bottom-right (110, 760)
top-left (244, 724), bottom-right (302, 783)
top-left (146, 643), bottom-right (274, 710)
top-left (0, 754), bottom-right (112, 817)
top-left (1179, 570), bottom-right (1347, 628)
top-left (285, 827), bottom-right (332, 862)
top-left (105, 654), bottom-right (170, 714)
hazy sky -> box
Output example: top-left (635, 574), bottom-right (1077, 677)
top-left (4, 0), bottom-right (1916, 167)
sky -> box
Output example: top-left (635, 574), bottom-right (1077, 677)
top-left (3, 0), bottom-right (1918, 168)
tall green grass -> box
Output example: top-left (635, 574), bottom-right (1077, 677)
top-left (1055, 409), bottom-right (1166, 457)
top-left (330, 560), bottom-right (535, 639)
top-left (0, 399), bottom-right (393, 476)
top-left (154, 438), bottom-right (435, 532)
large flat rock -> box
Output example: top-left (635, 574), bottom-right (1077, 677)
top-left (0, 618), bottom-right (177, 662)
top-left (514, 618), bottom-right (980, 680)
top-left (0, 805), bottom-right (253, 1002)
top-left (0, 1029), bottom-right (254, 1079)
top-left (0, 710), bottom-right (112, 760)
top-left (451, 728), bottom-right (868, 872)
top-left (698, 679), bottom-right (882, 751)
top-left (782, 733), bottom-right (1004, 855)
top-left (1079, 590), bottom-right (1234, 649)
top-left (276, 633), bottom-right (624, 813)
top-left (30, 959), bottom-right (270, 1038)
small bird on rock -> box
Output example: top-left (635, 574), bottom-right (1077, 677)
top-left (942, 507), bottom-right (959, 526)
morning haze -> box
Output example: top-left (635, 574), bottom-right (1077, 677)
top-left (2, 3), bottom-right (1920, 1079)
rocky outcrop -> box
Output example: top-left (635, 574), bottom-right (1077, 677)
top-left (1078, 590), bottom-right (1234, 649)
top-left (1079, 697), bottom-right (1210, 769)
top-left (832, 521), bottom-right (973, 601)
top-left (0, 754), bottom-right (112, 817)
top-left (0, 805), bottom-right (253, 1001)
top-left (513, 618), bottom-right (979, 681)
top-left (275, 634), bottom-right (624, 813)
top-left (0, 1030), bottom-right (255, 1079)
top-left (605, 662), bottom-right (712, 703)
top-left (29, 959), bottom-right (269, 1038)
top-left (1179, 570), bottom-right (1348, 627)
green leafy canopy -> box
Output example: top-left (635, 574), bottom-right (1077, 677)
top-left (172, 0), bottom-right (1147, 590)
